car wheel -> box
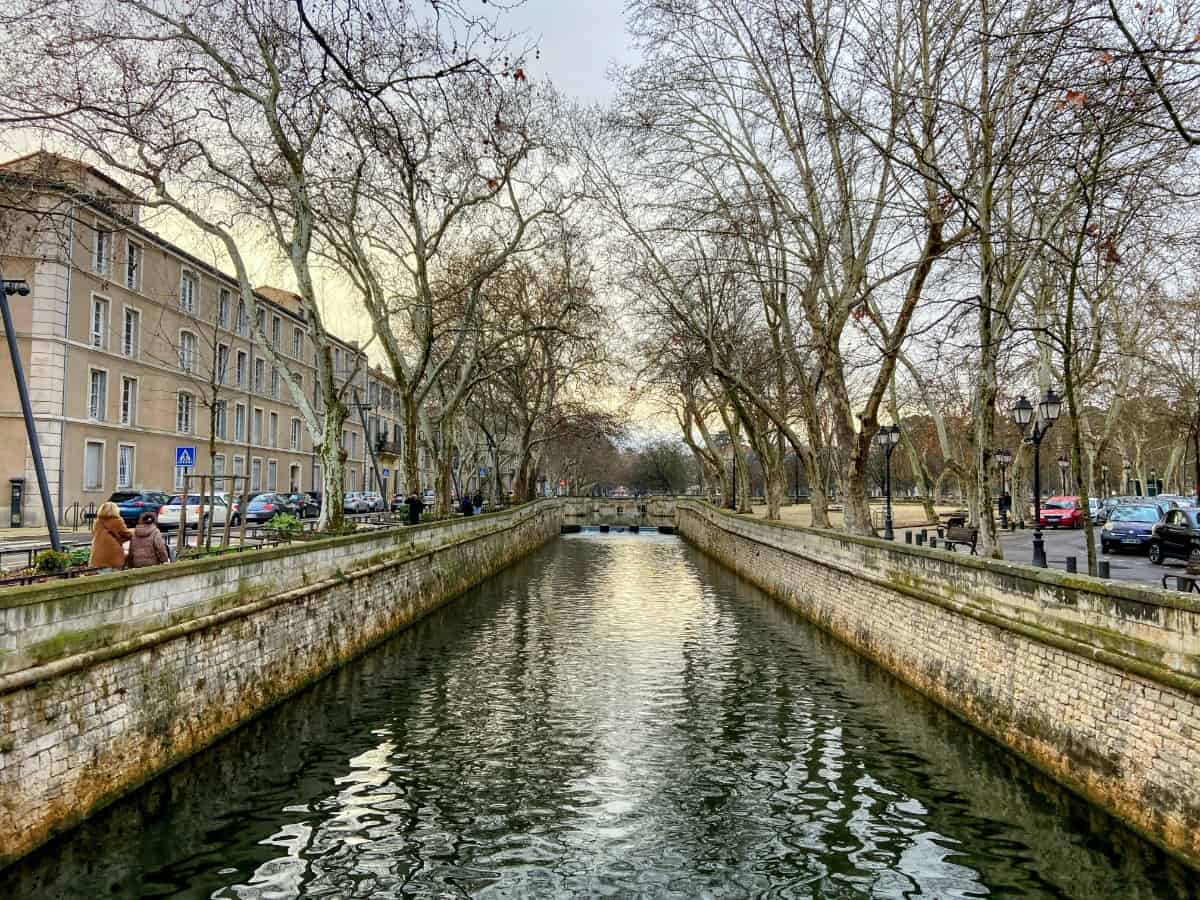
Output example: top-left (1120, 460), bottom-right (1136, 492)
top-left (1189, 546), bottom-right (1200, 563)
top-left (1149, 542), bottom-right (1164, 565)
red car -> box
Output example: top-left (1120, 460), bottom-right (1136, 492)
top-left (1039, 496), bottom-right (1084, 528)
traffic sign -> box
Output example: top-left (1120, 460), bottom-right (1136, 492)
top-left (175, 446), bottom-right (196, 467)
top-left (479, 466), bottom-right (489, 476)
top-left (382, 468), bottom-right (390, 478)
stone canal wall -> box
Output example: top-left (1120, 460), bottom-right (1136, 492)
top-left (0, 501), bottom-right (562, 867)
top-left (673, 500), bottom-right (1200, 868)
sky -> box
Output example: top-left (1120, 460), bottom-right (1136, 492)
top-left (503, 1), bottom-right (637, 103)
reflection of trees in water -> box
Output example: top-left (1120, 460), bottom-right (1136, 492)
top-left (6, 537), bottom-right (1196, 899)
top-left (683, 548), bottom-right (1198, 899)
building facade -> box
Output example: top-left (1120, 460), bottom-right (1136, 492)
top-left (0, 152), bottom-right (401, 528)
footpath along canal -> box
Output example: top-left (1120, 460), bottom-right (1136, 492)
top-left (3, 530), bottom-right (1196, 898)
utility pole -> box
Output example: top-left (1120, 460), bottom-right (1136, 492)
top-left (1, 276), bottom-right (61, 549)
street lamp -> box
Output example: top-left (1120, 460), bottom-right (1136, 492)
top-left (1101, 462), bottom-right (1109, 498)
top-left (995, 448), bottom-right (1013, 529)
top-left (1012, 389), bottom-right (1062, 568)
top-left (1, 277), bottom-right (61, 549)
top-left (874, 423), bottom-right (900, 540)
top-left (1149, 468), bottom-right (1158, 498)
top-left (1057, 455), bottom-right (1069, 494)
top-left (1123, 460), bottom-right (1132, 495)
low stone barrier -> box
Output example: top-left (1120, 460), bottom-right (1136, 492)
top-left (672, 500), bottom-right (1200, 869)
top-left (0, 500), bottom-right (561, 867)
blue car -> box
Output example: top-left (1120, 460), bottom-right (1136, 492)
top-left (107, 490), bottom-right (173, 526)
top-left (1100, 504), bottom-right (1163, 554)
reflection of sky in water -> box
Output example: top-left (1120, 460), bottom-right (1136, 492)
top-left (11, 533), bottom-right (1196, 899)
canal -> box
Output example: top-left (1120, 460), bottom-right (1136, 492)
top-left (4, 532), bottom-right (1197, 898)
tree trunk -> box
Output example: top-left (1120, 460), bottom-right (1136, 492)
top-left (317, 405), bottom-right (347, 532)
top-left (403, 394), bottom-right (420, 497)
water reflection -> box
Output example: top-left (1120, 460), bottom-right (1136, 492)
top-left (3, 534), bottom-right (1196, 898)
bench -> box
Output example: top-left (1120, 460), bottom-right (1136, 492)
top-left (1162, 573), bottom-right (1200, 594)
top-left (943, 525), bottom-right (979, 555)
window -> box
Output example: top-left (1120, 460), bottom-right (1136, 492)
top-left (215, 400), bottom-right (228, 440)
top-left (312, 464), bottom-right (322, 491)
top-left (290, 418), bottom-right (301, 451)
top-left (254, 358), bottom-right (265, 393)
top-left (342, 429), bottom-right (349, 450)
top-left (216, 344), bottom-right (229, 384)
top-left (270, 367), bottom-right (279, 399)
top-left (234, 403), bottom-right (246, 441)
top-left (177, 391), bottom-right (194, 433)
top-left (84, 441), bottom-right (104, 490)
top-left (119, 376), bottom-right (136, 425)
top-left (117, 444), bottom-right (135, 489)
top-left (180, 270), bottom-right (197, 313)
top-left (89, 295), bottom-right (109, 349)
top-left (94, 224), bottom-right (112, 274)
top-left (292, 326), bottom-right (303, 359)
top-left (174, 465), bottom-right (187, 492)
top-left (122, 307), bottom-right (139, 357)
top-left (348, 468), bottom-right (357, 491)
top-left (253, 407), bottom-right (263, 445)
top-left (251, 458), bottom-right (263, 492)
top-left (289, 464), bottom-right (301, 493)
top-left (218, 288), bottom-right (231, 328)
top-left (334, 347), bottom-right (342, 374)
top-left (88, 369), bottom-right (107, 421)
top-left (214, 454), bottom-right (226, 491)
top-left (269, 411), bottom-right (278, 448)
top-left (271, 315), bottom-right (281, 349)
top-left (236, 299), bottom-right (248, 336)
top-left (255, 308), bottom-right (264, 337)
top-left (233, 455), bottom-right (245, 480)
top-left (267, 459), bottom-right (278, 491)
top-left (368, 381), bottom-right (379, 405)
top-left (178, 330), bottom-right (197, 373)
top-left (125, 241), bottom-right (141, 291)
top-left (236, 350), bottom-right (247, 387)
top-left (351, 431), bottom-right (359, 459)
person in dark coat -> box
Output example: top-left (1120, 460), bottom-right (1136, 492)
top-left (472, 491), bottom-right (484, 511)
top-left (127, 512), bottom-right (170, 568)
top-left (460, 495), bottom-right (474, 516)
top-left (406, 493), bottom-right (425, 525)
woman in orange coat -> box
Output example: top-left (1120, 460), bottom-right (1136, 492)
top-left (89, 501), bottom-right (132, 570)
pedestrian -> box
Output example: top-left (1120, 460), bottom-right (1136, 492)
top-left (89, 501), bottom-right (132, 571)
top-left (406, 492), bottom-right (425, 525)
top-left (472, 491), bottom-right (483, 512)
top-left (460, 495), bottom-right (474, 517)
top-left (127, 512), bottom-right (170, 568)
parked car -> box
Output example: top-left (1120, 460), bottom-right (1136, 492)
top-left (343, 492), bottom-right (369, 514)
top-left (422, 489), bottom-right (436, 505)
top-left (1100, 504), bottom-right (1164, 554)
top-left (1039, 496), bottom-right (1085, 529)
top-left (107, 490), bottom-right (173, 526)
top-left (361, 491), bottom-right (386, 512)
top-left (226, 491), bottom-right (268, 525)
top-left (1149, 507), bottom-right (1200, 564)
top-left (390, 493), bottom-right (408, 513)
top-left (285, 492), bottom-right (320, 519)
top-left (244, 492), bottom-right (293, 524)
top-left (157, 494), bottom-right (229, 530)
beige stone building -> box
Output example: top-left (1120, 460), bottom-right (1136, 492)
top-left (0, 151), bottom-right (413, 529)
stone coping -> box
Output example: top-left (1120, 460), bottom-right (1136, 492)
top-left (0, 502), bottom-right (549, 611)
top-left (676, 499), bottom-right (1200, 615)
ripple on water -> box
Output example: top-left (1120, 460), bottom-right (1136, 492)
top-left (3, 533), bottom-right (1198, 899)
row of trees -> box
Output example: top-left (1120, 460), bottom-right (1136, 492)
top-left (583, 0), bottom-right (1200, 572)
top-left (0, 0), bottom-right (618, 529)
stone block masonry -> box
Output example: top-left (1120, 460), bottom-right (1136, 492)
top-left (673, 500), bottom-right (1200, 870)
top-left (0, 501), bottom-right (562, 868)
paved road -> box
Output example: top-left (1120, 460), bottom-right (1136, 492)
top-left (996, 526), bottom-right (1182, 589)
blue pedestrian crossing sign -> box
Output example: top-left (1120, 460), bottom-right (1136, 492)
top-left (175, 446), bottom-right (197, 468)
top-left (479, 466), bottom-right (489, 476)
top-left (382, 468), bottom-right (390, 478)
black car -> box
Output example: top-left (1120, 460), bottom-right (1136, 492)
top-left (1100, 504), bottom-right (1163, 554)
top-left (284, 492), bottom-right (320, 519)
top-left (390, 493), bottom-right (407, 513)
top-left (108, 490), bottom-right (173, 526)
top-left (244, 492), bottom-right (295, 524)
top-left (1149, 508), bottom-right (1200, 564)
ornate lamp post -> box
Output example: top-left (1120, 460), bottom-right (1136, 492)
top-left (1057, 455), bottom-right (1070, 494)
top-left (1149, 468), bottom-right (1158, 498)
top-left (874, 424), bottom-right (900, 540)
top-left (1123, 460), bottom-right (1132, 495)
top-left (995, 448), bottom-right (1013, 529)
top-left (1012, 389), bottom-right (1062, 568)
top-left (1101, 463), bottom-right (1109, 498)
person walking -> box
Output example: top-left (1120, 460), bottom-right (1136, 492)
top-left (127, 512), bottom-right (170, 568)
top-left (89, 501), bottom-right (132, 571)
top-left (406, 493), bottom-right (425, 525)
top-left (460, 495), bottom-right (474, 517)
top-left (472, 491), bottom-right (484, 512)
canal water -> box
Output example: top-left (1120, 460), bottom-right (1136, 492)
top-left (4, 532), bottom-right (1197, 898)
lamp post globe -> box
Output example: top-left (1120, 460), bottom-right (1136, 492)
top-left (995, 448), bottom-right (1013, 529)
top-left (876, 424), bottom-right (900, 540)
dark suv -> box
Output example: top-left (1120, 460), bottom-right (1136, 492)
top-left (108, 490), bottom-right (172, 526)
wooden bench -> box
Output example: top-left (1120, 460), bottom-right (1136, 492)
top-left (1161, 573), bottom-right (1200, 594)
top-left (943, 525), bottom-right (979, 555)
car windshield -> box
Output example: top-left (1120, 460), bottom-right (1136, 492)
top-left (1111, 506), bottom-right (1160, 523)
top-left (1044, 500), bottom-right (1076, 509)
